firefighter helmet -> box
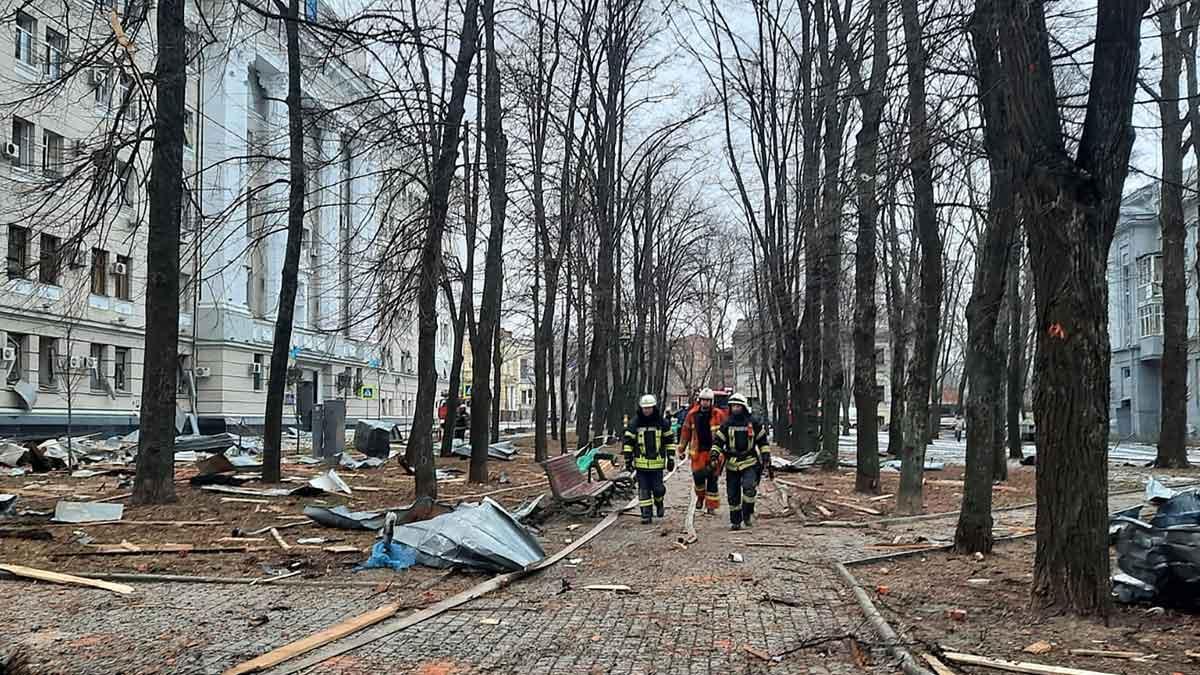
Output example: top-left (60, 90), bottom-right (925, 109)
top-left (728, 393), bottom-right (750, 412)
top-left (638, 394), bottom-right (658, 408)
top-left (698, 387), bottom-right (715, 401)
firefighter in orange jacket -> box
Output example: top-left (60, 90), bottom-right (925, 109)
top-left (678, 388), bottom-right (728, 514)
top-left (709, 393), bottom-right (773, 530)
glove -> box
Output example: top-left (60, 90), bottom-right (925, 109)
top-left (667, 456), bottom-right (676, 473)
top-left (624, 453), bottom-right (634, 471)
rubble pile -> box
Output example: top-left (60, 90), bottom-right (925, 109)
top-left (1112, 477), bottom-right (1200, 610)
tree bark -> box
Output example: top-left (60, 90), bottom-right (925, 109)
top-left (1157, 0), bottom-right (1190, 468)
top-left (1007, 238), bottom-right (1026, 459)
top-left (261, 0), bottom-right (307, 485)
top-left (982, 0), bottom-right (1148, 615)
top-left (896, 0), bottom-right (943, 516)
top-left (468, 0), bottom-right (508, 483)
top-left (846, 0), bottom-right (887, 494)
top-left (133, 0), bottom-right (185, 504)
top-left (408, 0), bottom-right (481, 500)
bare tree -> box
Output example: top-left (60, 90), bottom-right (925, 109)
top-left (133, 0), bottom-right (187, 502)
top-left (896, 0), bottom-right (944, 515)
top-left (977, 0), bottom-right (1148, 614)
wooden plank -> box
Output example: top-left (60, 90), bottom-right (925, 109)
top-left (0, 563), bottom-right (134, 595)
top-left (774, 479), bottom-right (828, 493)
top-left (922, 653), bottom-right (958, 675)
top-left (1066, 650), bottom-right (1144, 659)
top-left (222, 603), bottom-right (401, 675)
top-left (221, 497), bottom-right (272, 504)
top-left (323, 545), bottom-right (360, 554)
top-left (811, 520), bottom-right (868, 528)
top-left (44, 520), bottom-right (223, 527)
top-left (815, 504), bottom-right (834, 517)
top-left (745, 542), bottom-right (796, 548)
top-left (53, 545), bottom-right (264, 557)
top-left (823, 499), bottom-right (882, 516)
top-left (250, 570), bottom-right (304, 586)
top-left (270, 528), bottom-right (291, 551)
top-left (941, 651), bottom-right (1118, 675)
top-left (582, 584), bottom-right (632, 592)
top-left (867, 494), bottom-right (894, 502)
top-left (452, 482), bottom-right (543, 500)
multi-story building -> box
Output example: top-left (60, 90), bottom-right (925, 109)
top-left (1107, 179), bottom-right (1200, 441)
top-left (0, 1), bottom-right (450, 436)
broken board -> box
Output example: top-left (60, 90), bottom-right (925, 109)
top-left (0, 563), bottom-right (134, 595)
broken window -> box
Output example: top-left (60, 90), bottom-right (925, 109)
top-left (114, 347), bottom-right (128, 391)
top-left (38, 337), bottom-right (57, 390)
top-left (89, 343), bottom-right (105, 390)
top-left (113, 254), bottom-right (131, 300)
top-left (6, 333), bottom-right (27, 385)
top-left (7, 225), bottom-right (29, 279)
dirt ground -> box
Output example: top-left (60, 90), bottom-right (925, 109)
top-left (856, 540), bottom-right (1200, 674)
top-left (776, 464), bottom-right (1038, 523)
top-left (0, 433), bottom-right (598, 581)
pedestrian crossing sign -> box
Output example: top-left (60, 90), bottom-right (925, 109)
top-left (358, 386), bottom-right (376, 400)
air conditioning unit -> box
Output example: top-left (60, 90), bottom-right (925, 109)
top-left (1, 347), bottom-right (15, 362)
top-left (4, 142), bottom-right (18, 159)
top-left (69, 356), bottom-right (83, 369)
top-left (86, 356), bottom-right (98, 370)
top-left (111, 261), bottom-right (128, 275)
top-left (194, 366), bottom-right (212, 378)
top-left (250, 362), bottom-right (263, 375)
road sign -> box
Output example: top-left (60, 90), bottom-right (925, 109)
top-left (359, 386), bottom-right (376, 400)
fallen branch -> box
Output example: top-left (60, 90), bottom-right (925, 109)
top-left (250, 570), bottom-right (304, 586)
top-left (824, 500), bottom-right (882, 516)
top-left (774, 479), bottom-right (829, 493)
top-left (833, 562), bottom-right (932, 675)
top-left (922, 653), bottom-right (958, 675)
top-left (812, 521), bottom-right (869, 529)
top-left (940, 652), bottom-right (1117, 675)
top-left (52, 545), bottom-right (264, 557)
top-left (1066, 650), bottom-right (1145, 660)
top-left (44, 520), bottom-right (223, 527)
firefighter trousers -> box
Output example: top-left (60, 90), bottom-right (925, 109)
top-left (692, 467), bottom-right (720, 511)
top-left (637, 468), bottom-right (666, 519)
top-left (726, 465), bottom-right (758, 526)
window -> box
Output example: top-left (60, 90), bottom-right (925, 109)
top-left (114, 347), bottom-right (128, 391)
top-left (115, 71), bottom-right (134, 115)
top-left (5, 333), bottom-right (27, 385)
top-left (38, 337), bottom-right (57, 390)
top-left (183, 109), bottom-right (194, 148)
top-left (43, 29), bottom-right (65, 79)
top-left (91, 248), bottom-right (108, 295)
top-left (6, 225), bottom-right (29, 279)
top-left (38, 234), bottom-right (60, 285)
top-left (179, 271), bottom-right (192, 312)
top-left (115, 160), bottom-right (134, 207)
top-left (14, 12), bottom-right (35, 68)
top-left (1137, 254), bottom-right (1163, 303)
top-left (113, 254), bottom-right (130, 300)
top-left (42, 130), bottom-right (64, 177)
top-left (89, 343), bottom-right (105, 390)
top-left (94, 69), bottom-right (112, 108)
top-left (253, 354), bottom-right (264, 391)
top-left (11, 116), bottom-right (34, 167)
top-left (1139, 303), bottom-right (1163, 338)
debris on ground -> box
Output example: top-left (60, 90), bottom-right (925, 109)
top-left (308, 469), bottom-right (352, 496)
top-left (53, 501), bottom-right (124, 523)
top-left (304, 497), bottom-right (455, 531)
top-left (0, 493), bottom-right (15, 516)
top-left (1112, 487), bottom-right (1200, 609)
top-left (880, 459), bottom-right (945, 472)
top-left (1145, 476), bottom-right (1178, 504)
top-left (0, 562), bottom-right (134, 595)
top-left (385, 497), bottom-right (545, 572)
top-left (354, 420), bottom-right (399, 459)
top-left (450, 439), bottom-right (519, 461)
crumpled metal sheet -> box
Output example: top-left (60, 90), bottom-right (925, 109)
top-left (450, 440), bottom-right (519, 461)
top-left (0, 444), bottom-right (26, 467)
top-left (304, 497), bottom-right (455, 531)
top-left (1114, 491), bottom-right (1200, 609)
top-left (308, 469), bottom-right (352, 496)
top-left (387, 497), bottom-right (546, 573)
top-left (0, 494), bottom-right (15, 516)
top-left (339, 454), bottom-right (386, 470)
top-left (1146, 476), bottom-right (1178, 504)
top-left (53, 501), bottom-right (124, 523)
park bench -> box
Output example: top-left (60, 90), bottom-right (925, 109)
top-left (541, 454), bottom-right (617, 516)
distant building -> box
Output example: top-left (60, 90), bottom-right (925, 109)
top-left (1107, 179), bottom-right (1200, 441)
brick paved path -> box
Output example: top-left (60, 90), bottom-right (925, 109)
top-left (6, 469), bottom-right (1161, 674)
top-left (0, 469), bottom-right (886, 675)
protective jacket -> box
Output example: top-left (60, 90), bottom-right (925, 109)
top-left (680, 404), bottom-right (729, 472)
top-left (623, 410), bottom-right (676, 471)
top-left (711, 412), bottom-right (771, 472)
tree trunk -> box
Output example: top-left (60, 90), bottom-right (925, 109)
top-left (896, 0), bottom-right (943, 515)
top-left (1157, 0), bottom-right (1190, 468)
top-left (261, 0), bottom-right (307, 485)
top-left (983, 0), bottom-right (1148, 615)
top-left (992, 245), bottom-right (1012, 484)
top-left (849, 0), bottom-right (887, 494)
top-left (133, 0), bottom-right (185, 504)
top-left (469, 0), bottom-right (508, 483)
top-left (408, 0), bottom-right (481, 500)
top-left (817, 21), bottom-right (846, 470)
top-left (1007, 236), bottom-right (1025, 459)
top-left (492, 318), bottom-right (502, 442)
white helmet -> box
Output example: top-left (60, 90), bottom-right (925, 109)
top-left (638, 394), bottom-right (658, 408)
top-left (728, 393), bottom-right (750, 412)
top-left (698, 387), bottom-right (714, 401)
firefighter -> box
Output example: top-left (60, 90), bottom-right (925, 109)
top-left (709, 393), bottom-right (773, 530)
top-left (623, 394), bottom-right (677, 524)
top-left (679, 388), bottom-right (728, 515)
